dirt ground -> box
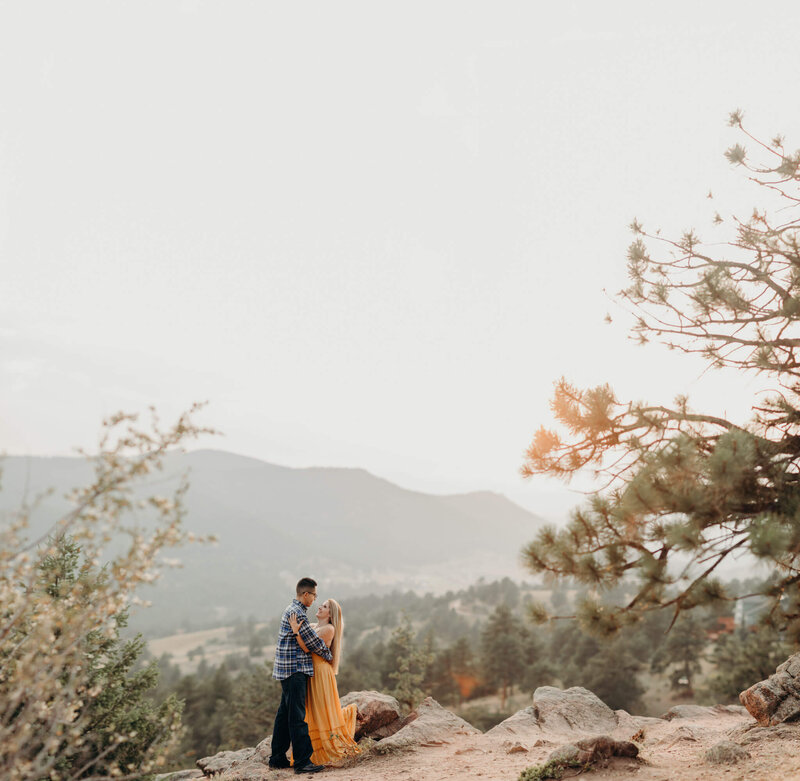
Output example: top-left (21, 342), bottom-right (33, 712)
top-left (264, 710), bottom-right (800, 781)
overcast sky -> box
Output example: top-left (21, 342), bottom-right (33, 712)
top-left (2, 1), bottom-right (800, 520)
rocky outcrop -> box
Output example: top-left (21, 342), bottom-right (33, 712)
top-left (340, 690), bottom-right (403, 739)
top-left (740, 653), bottom-right (800, 726)
top-left (373, 697), bottom-right (479, 753)
top-left (184, 686), bottom-right (761, 780)
top-left (487, 686), bottom-right (618, 740)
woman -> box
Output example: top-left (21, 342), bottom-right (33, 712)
top-left (289, 598), bottom-right (360, 765)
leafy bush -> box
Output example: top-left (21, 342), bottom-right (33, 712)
top-left (0, 408), bottom-right (213, 781)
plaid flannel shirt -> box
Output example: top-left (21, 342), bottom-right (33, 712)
top-left (271, 598), bottom-right (333, 680)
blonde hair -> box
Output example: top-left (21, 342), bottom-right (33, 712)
top-left (327, 598), bottom-right (344, 674)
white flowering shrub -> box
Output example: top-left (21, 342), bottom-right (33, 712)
top-left (0, 406), bottom-right (215, 781)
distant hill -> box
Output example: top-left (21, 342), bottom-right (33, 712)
top-left (0, 449), bottom-right (545, 635)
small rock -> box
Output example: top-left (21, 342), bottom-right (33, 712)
top-left (196, 747), bottom-right (255, 775)
top-left (547, 736), bottom-right (638, 768)
top-left (660, 704), bottom-right (707, 720)
top-left (575, 736), bottom-right (638, 760)
top-left (657, 725), bottom-right (700, 745)
top-left (704, 740), bottom-right (750, 764)
top-left (548, 743), bottom-right (581, 764)
top-left (503, 741), bottom-right (528, 754)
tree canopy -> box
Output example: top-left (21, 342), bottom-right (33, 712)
top-left (522, 113), bottom-right (800, 638)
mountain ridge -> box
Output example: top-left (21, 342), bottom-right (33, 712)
top-left (0, 448), bottom-right (545, 634)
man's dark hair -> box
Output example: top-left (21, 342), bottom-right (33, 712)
top-left (296, 577), bottom-right (317, 595)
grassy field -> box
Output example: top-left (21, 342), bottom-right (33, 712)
top-left (148, 624), bottom-right (274, 674)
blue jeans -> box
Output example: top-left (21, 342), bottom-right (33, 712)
top-left (270, 672), bottom-right (313, 767)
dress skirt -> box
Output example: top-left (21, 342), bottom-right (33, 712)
top-left (304, 654), bottom-right (360, 765)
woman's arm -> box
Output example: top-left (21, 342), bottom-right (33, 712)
top-left (289, 613), bottom-right (333, 653)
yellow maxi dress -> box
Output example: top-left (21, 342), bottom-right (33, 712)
top-left (304, 654), bottom-right (360, 765)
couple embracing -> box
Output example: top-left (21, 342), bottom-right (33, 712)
top-left (268, 577), bottom-right (360, 774)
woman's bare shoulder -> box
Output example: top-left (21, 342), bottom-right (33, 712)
top-left (318, 624), bottom-right (335, 643)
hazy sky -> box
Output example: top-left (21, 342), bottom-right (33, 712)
top-left (3, 2), bottom-right (800, 519)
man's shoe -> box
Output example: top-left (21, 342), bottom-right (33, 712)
top-left (294, 762), bottom-right (325, 774)
top-left (268, 758), bottom-right (291, 769)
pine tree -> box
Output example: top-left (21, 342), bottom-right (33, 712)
top-left (480, 604), bottom-right (528, 710)
top-left (549, 621), bottom-right (645, 712)
top-left (649, 613), bottom-right (707, 694)
top-left (447, 637), bottom-right (478, 704)
top-left (423, 640), bottom-right (464, 706)
top-left (222, 663), bottom-right (281, 749)
top-left (521, 114), bottom-right (800, 637)
top-left (384, 615), bottom-right (431, 711)
top-left (33, 536), bottom-right (183, 780)
top-left (706, 626), bottom-right (792, 702)
top-left (338, 642), bottom-right (383, 694)
top-left (577, 645), bottom-right (644, 712)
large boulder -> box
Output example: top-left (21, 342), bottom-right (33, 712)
top-left (488, 686), bottom-right (617, 739)
top-left (740, 652), bottom-right (800, 726)
top-left (373, 697), bottom-right (479, 752)
top-left (534, 686), bottom-right (619, 734)
top-left (340, 690), bottom-right (403, 739)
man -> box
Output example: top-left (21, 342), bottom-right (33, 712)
top-left (269, 577), bottom-right (333, 774)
